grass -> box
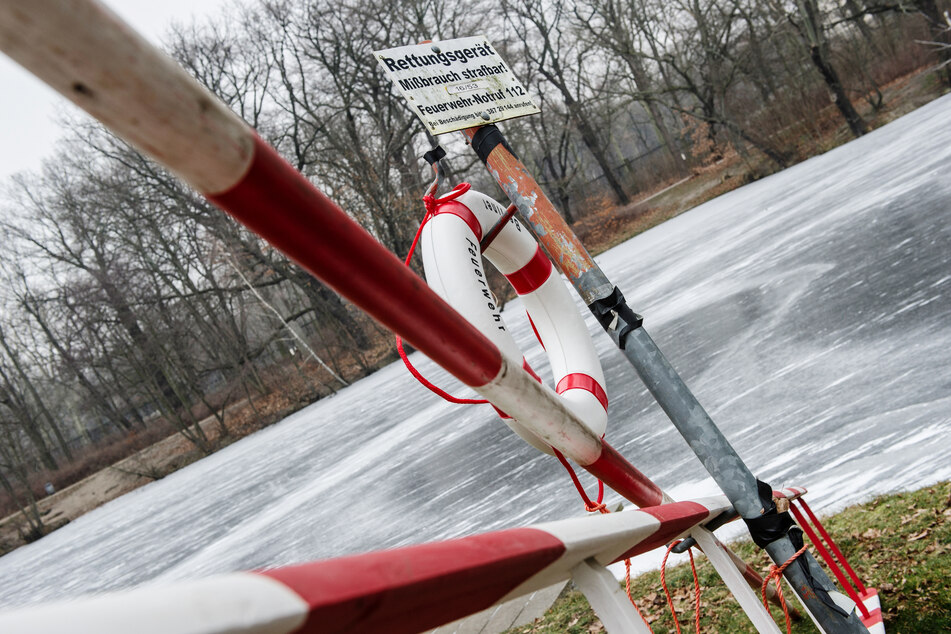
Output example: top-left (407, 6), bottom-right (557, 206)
top-left (505, 482), bottom-right (951, 633)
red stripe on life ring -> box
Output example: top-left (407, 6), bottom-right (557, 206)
top-left (556, 373), bottom-right (608, 412)
top-left (861, 608), bottom-right (883, 629)
top-left (434, 200), bottom-right (483, 242)
top-left (505, 246), bottom-right (552, 295)
top-left (522, 358), bottom-right (542, 383)
top-left (526, 313), bottom-right (545, 350)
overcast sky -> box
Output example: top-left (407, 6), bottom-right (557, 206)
top-left (0, 1), bottom-right (229, 184)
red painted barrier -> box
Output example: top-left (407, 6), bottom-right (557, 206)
top-left (258, 528), bottom-right (565, 634)
top-left (209, 136), bottom-right (504, 389)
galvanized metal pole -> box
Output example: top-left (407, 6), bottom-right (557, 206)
top-left (463, 124), bottom-right (869, 633)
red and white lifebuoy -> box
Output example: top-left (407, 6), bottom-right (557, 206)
top-left (420, 184), bottom-right (608, 454)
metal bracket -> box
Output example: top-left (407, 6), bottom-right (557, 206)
top-left (587, 286), bottom-right (644, 350)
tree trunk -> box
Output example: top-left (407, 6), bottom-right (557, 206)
top-left (621, 52), bottom-right (689, 176)
top-left (563, 94), bottom-right (631, 205)
top-left (0, 426), bottom-right (47, 537)
top-left (843, 0), bottom-right (878, 49)
top-left (22, 299), bottom-right (132, 433)
top-left (808, 44), bottom-right (868, 137)
top-left (0, 326), bottom-right (74, 461)
top-left (94, 270), bottom-right (187, 415)
top-left (0, 367), bottom-right (58, 471)
top-left (0, 465), bottom-right (45, 538)
top-left (797, 0), bottom-right (868, 138)
top-left (723, 119), bottom-right (792, 168)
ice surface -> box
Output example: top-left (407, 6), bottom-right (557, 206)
top-left (1, 94), bottom-right (949, 608)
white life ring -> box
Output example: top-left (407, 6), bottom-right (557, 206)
top-left (420, 184), bottom-right (608, 455)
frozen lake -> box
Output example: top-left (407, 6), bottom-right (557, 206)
top-left (1, 94), bottom-right (949, 609)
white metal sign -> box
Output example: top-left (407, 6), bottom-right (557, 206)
top-left (375, 36), bottom-right (539, 135)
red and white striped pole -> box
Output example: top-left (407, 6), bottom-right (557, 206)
top-left (0, 0), bottom-right (662, 508)
top-left (0, 497), bottom-right (732, 633)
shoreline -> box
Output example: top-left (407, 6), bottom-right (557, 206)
top-left (1, 67), bottom-right (943, 558)
top-left (0, 420), bottom-right (216, 556)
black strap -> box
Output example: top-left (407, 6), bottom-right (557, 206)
top-left (745, 479), bottom-right (796, 548)
top-left (587, 287), bottom-right (643, 349)
top-left (423, 146), bottom-right (447, 165)
top-left (470, 125), bottom-right (518, 163)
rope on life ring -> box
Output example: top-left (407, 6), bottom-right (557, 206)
top-left (419, 185), bottom-right (608, 455)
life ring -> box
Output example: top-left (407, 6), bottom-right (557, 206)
top-left (420, 184), bottom-right (608, 455)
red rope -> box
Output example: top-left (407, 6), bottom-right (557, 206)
top-left (661, 541), bottom-right (702, 634)
top-left (553, 448), bottom-right (605, 513)
top-left (761, 544), bottom-right (809, 634)
top-left (625, 559), bottom-right (655, 631)
top-left (396, 183), bottom-right (487, 405)
top-left (788, 501), bottom-right (870, 620)
top-left (395, 336), bottom-right (488, 404)
top-left (556, 453), bottom-right (702, 633)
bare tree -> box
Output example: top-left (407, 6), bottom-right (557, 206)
top-left (574, 0), bottom-right (690, 176)
top-left (786, 0), bottom-right (869, 136)
top-left (503, 0), bottom-right (633, 204)
top-left (0, 420), bottom-right (46, 539)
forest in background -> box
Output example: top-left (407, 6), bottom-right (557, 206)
top-left (1, 0), bottom-right (949, 539)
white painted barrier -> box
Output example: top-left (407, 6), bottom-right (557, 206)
top-left (0, 497), bottom-right (732, 633)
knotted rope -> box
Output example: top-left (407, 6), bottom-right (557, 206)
top-left (556, 452), bottom-right (703, 633)
top-left (761, 543), bottom-right (809, 634)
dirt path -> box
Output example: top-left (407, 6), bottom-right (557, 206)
top-left (0, 420), bottom-right (217, 555)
